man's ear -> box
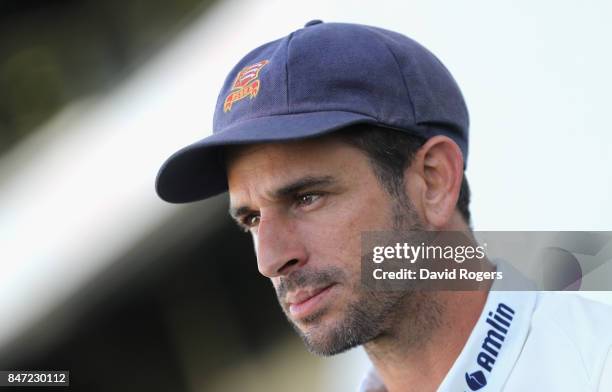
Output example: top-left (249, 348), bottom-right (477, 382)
top-left (403, 136), bottom-right (464, 229)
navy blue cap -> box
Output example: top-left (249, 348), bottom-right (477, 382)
top-left (156, 21), bottom-right (469, 203)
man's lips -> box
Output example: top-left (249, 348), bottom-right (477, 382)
top-left (286, 284), bottom-right (336, 318)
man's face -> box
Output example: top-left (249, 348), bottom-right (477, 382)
top-left (226, 136), bottom-right (422, 355)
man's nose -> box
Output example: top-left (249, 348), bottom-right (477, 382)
top-left (254, 214), bottom-right (307, 278)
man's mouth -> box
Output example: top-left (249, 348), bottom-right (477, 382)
top-left (286, 284), bottom-right (336, 319)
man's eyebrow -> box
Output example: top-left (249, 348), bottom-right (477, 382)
top-left (273, 175), bottom-right (336, 198)
top-left (228, 205), bottom-right (254, 222)
top-left (228, 175), bottom-right (337, 220)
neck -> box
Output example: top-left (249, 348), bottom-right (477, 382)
top-left (363, 289), bottom-right (489, 392)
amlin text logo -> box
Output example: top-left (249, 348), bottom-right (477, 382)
top-left (465, 303), bottom-right (515, 391)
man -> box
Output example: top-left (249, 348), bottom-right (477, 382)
top-left (156, 21), bottom-right (612, 391)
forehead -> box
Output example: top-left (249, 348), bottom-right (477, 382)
top-left (225, 136), bottom-right (369, 194)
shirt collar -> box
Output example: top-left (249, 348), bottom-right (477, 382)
top-left (358, 259), bottom-right (537, 392)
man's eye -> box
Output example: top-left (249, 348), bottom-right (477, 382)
top-left (241, 214), bottom-right (260, 230)
top-left (296, 193), bottom-right (321, 207)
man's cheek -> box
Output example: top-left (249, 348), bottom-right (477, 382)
top-left (271, 278), bottom-right (281, 291)
top-left (299, 222), bottom-right (355, 260)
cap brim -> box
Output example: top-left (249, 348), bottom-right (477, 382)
top-left (155, 111), bottom-right (377, 203)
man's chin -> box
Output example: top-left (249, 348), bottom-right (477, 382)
top-left (290, 312), bottom-right (372, 356)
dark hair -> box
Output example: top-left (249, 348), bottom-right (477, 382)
top-left (336, 124), bottom-right (471, 226)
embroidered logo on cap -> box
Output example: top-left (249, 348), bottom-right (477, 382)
top-left (224, 60), bottom-right (269, 112)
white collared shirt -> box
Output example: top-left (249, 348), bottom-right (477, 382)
top-left (358, 260), bottom-right (612, 391)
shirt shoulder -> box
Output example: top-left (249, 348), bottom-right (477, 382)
top-left (531, 292), bottom-right (612, 390)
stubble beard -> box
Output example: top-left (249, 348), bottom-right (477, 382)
top-left (278, 196), bottom-right (443, 356)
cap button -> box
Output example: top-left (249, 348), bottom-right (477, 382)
top-left (304, 19), bottom-right (323, 27)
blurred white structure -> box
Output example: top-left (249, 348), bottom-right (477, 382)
top-left (1, 0), bottom-right (611, 390)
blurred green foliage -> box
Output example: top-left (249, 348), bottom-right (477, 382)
top-left (0, 0), bottom-right (214, 154)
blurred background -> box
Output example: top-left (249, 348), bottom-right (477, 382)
top-left (1, 0), bottom-right (611, 391)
